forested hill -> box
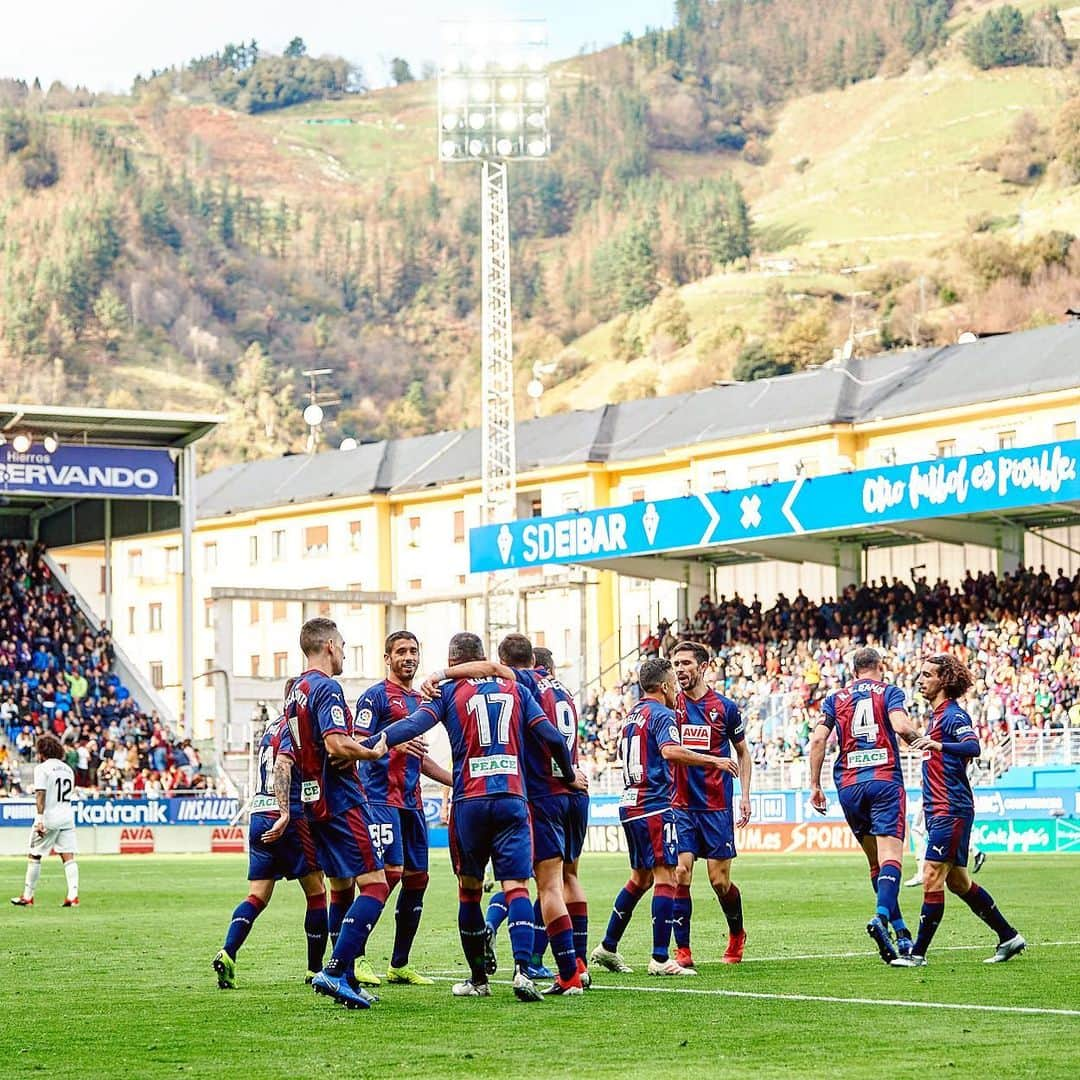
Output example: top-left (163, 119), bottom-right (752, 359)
top-left (0, 1), bottom-right (1077, 466)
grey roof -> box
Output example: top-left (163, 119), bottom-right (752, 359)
top-left (195, 321), bottom-right (1080, 518)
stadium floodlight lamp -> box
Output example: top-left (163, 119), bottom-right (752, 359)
top-left (303, 403), bottom-right (324, 427)
top-left (339, 437), bottom-right (359, 451)
top-left (438, 18), bottom-right (549, 162)
top-left (11, 433), bottom-right (31, 453)
top-left (43, 434), bottom-right (59, 453)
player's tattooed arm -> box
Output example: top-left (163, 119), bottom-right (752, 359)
top-left (261, 758), bottom-right (292, 844)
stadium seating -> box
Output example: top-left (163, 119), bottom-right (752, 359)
top-left (0, 541), bottom-right (206, 797)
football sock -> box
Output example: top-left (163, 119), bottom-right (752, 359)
top-left (385, 868), bottom-right (403, 896)
top-left (505, 887), bottom-right (535, 967)
top-left (602, 879), bottom-right (646, 951)
top-left (328, 885), bottom-right (356, 977)
top-left (673, 884), bottom-right (693, 950)
top-left (913, 890), bottom-right (945, 956)
top-left (23, 858), bottom-right (41, 899)
top-left (875, 860), bottom-right (902, 923)
top-left (651, 884), bottom-right (675, 962)
top-left (871, 862), bottom-right (909, 935)
top-left (485, 891), bottom-right (508, 933)
top-left (326, 883), bottom-right (388, 976)
top-left (391, 872), bottom-right (429, 969)
top-left (567, 900), bottom-right (589, 962)
top-left (304, 892), bottom-right (328, 972)
top-left (531, 897), bottom-right (548, 963)
top-left (715, 881), bottom-right (744, 936)
top-left (223, 894), bottom-right (267, 958)
top-left (62, 860), bottom-right (79, 899)
top-left (546, 914), bottom-right (578, 981)
top-left (960, 883), bottom-right (1017, 943)
top-left (457, 886), bottom-right (487, 982)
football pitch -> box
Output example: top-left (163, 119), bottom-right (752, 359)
top-left (2, 852), bottom-right (1078, 1079)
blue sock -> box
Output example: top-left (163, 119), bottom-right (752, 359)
top-left (328, 885), bottom-right (355, 978)
top-left (506, 888), bottom-right (535, 967)
top-left (223, 894), bottom-right (265, 958)
top-left (325, 885), bottom-right (387, 976)
top-left (913, 890), bottom-right (945, 957)
top-left (485, 891), bottom-right (508, 933)
top-left (304, 895), bottom-right (328, 972)
top-left (871, 865), bottom-right (908, 936)
top-left (875, 860), bottom-right (902, 923)
top-left (672, 885), bottom-right (692, 950)
top-left (568, 901), bottom-right (588, 961)
top-left (547, 914), bottom-right (578, 981)
top-left (602, 880), bottom-right (646, 951)
top-left (391, 873), bottom-right (428, 969)
top-left (651, 885), bottom-right (675, 962)
top-left (531, 897), bottom-right (548, 962)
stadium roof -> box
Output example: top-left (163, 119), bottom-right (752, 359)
top-left (0, 403), bottom-right (221, 448)
top-left (195, 320), bottom-right (1080, 519)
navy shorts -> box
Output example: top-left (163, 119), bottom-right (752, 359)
top-left (621, 809), bottom-right (678, 870)
top-left (449, 796), bottom-right (533, 882)
top-left (531, 793), bottom-right (587, 864)
top-left (247, 812), bottom-right (320, 882)
top-left (837, 780), bottom-right (906, 842)
top-left (367, 803), bottom-right (429, 872)
top-left (673, 808), bottom-right (737, 861)
top-left (309, 804), bottom-right (385, 880)
top-left (925, 815), bottom-right (972, 868)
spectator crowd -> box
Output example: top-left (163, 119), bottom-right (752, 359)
top-left (1, 541), bottom-right (212, 798)
top-left (579, 566), bottom-right (1080, 786)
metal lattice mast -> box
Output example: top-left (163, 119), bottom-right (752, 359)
top-left (481, 160), bottom-right (519, 646)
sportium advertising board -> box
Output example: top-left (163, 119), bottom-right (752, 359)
top-left (0, 443), bottom-right (177, 499)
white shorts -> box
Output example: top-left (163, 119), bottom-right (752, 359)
top-left (29, 825), bottom-right (78, 858)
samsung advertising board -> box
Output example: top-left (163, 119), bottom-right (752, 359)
top-left (0, 444), bottom-right (177, 500)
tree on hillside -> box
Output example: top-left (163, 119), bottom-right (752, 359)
top-left (964, 6), bottom-right (1035, 69)
top-left (390, 58), bottom-right (414, 85)
top-left (284, 37), bottom-right (307, 59)
top-left (734, 341), bottom-right (794, 382)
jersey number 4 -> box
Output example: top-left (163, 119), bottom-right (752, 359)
top-left (852, 697), bottom-right (879, 743)
top-left (466, 693), bottom-right (514, 747)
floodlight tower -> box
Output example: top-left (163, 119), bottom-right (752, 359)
top-left (437, 19), bottom-right (551, 649)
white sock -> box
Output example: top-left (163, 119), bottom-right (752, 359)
top-left (24, 859), bottom-right (42, 899)
top-left (64, 860), bottom-right (79, 899)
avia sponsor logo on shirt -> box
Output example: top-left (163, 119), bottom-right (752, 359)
top-left (501, 513), bottom-right (629, 566)
top-left (468, 755), bottom-right (519, 778)
top-left (846, 748), bottom-right (888, 769)
top-left (681, 724), bottom-right (711, 751)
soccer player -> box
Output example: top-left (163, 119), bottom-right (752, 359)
top-left (591, 657), bottom-right (737, 977)
top-left (213, 680), bottom-right (328, 989)
top-left (669, 642), bottom-right (752, 969)
top-left (905, 786), bottom-right (986, 887)
top-left (892, 654), bottom-right (1024, 967)
top-left (10, 734), bottom-right (79, 907)
top-left (367, 631), bottom-right (581, 1002)
top-left (289, 617), bottom-right (390, 1011)
top-left (423, 634), bottom-right (590, 995)
top-left (355, 630), bottom-right (452, 986)
top-left (809, 646), bottom-right (918, 964)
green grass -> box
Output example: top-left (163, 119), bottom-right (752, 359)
top-left (2, 852), bottom-right (1078, 1079)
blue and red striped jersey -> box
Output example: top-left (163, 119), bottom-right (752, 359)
top-left (409, 677), bottom-right (547, 803)
top-left (251, 716), bottom-right (304, 817)
top-left (672, 689), bottom-right (745, 811)
top-left (516, 667), bottom-right (580, 799)
top-left (618, 699), bottom-right (681, 820)
top-left (286, 669), bottom-right (365, 821)
top-left (820, 678), bottom-right (906, 789)
top-left (922, 699), bottom-right (980, 818)
top-left (355, 679), bottom-right (423, 811)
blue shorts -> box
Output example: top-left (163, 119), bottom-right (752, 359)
top-left (450, 796), bottom-right (533, 882)
top-left (673, 808), bottom-right (737, 861)
top-left (309, 804), bottom-right (385, 880)
top-left (531, 793), bottom-right (587, 864)
top-left (247, 812), bottom-right (320, 882)
top-left (837, 780), bottom-right (906, 842)
top-left (925, 815), bottom-right (972, 868)
top-left (367, 803), bottom-right (429, 872)
top-left (621, 809), bottom-right (678, 870)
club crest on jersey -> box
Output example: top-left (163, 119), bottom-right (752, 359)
top-left (708, 710), bottom-right (720, 722)
top-left (355, 708), bottom-right (374, 730)
top-left (682, 724), bottom-right (711, 750)
top-left (468, 755), bottom-right (518, 778)
top-left (330, 704), bottom-right (346, 727)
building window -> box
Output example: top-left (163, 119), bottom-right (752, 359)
top-left (204, 658), bottom-right (215, 688)
top-left (710, 470), bottom-right (727, 491)
top-left (1053, 421), bottom-right (1076, 441)
top-left (304, 525), bottom-right (329, 556)
top-left (561, 491), bottom-right (582, 512)
top-left (407, 516), bottom-right (421, 546)
top-left (351, 645), bottom-right (364, 673)
top-left (534, 630), bottom-right (546, 647)
top-left (203, 542), bottom-right (217, 571)
top-left (349, 520), bottom-right (363, 551)
top-left (149, 603), bottom-right (162, 632)
top-left (453, 510), bottom-right (465, 543)
top-left (936, 439), bottom-right (957, 458)
top-left (250, 601), bottom-right (260, 624)
top-left (272, 530), bottom-right (286, 561)
top-left (530, 497), bottom-right (543, 517)
top-left (318, 601), bottom-right (331, 617)
top-left (127, 606), bottom-right (136, 635)
top-left (165, 546), bottom-right (180, 574)
top-left (457, 574), bottom-right (466, 586)
top-left (203, 598), bottom-right (215, 629)
top-left (100, 565), bottom-right (107, 594)
top-left (409, 578), bottom-right (422, 591)
top-left (273, 652), bottom-right (289, 678)
top-left (128, 549), bottom-right (143, 577)
top-left (997, 430), bottom-right (1016, 450)
top-left (249, 535), bottom-right (259, 565)
top-left (272, 600), bottom-right (287, 622)
top-left (250, 655), bottom-right (261, 677)
top-left (348, 583), bottom-right (363, 612)
top-left (150, 662), bottom-right (164, 690)
top-left (748, 463), bottom-right (779, 484)
top-left (630, 488), bottom-right (645, 503)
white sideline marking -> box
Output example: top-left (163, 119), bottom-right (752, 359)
top-left (426, 977), bottom-right (1080, 1018)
